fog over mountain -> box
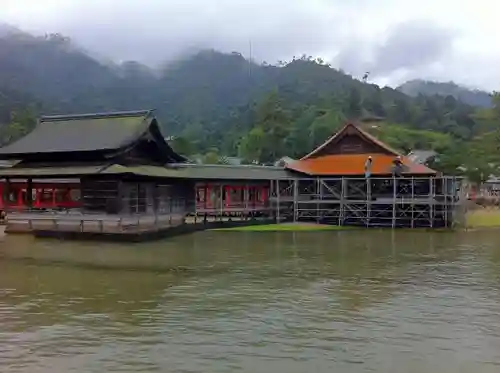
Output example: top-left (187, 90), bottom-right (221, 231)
top-left (2, 0), bottom-right (500, 90)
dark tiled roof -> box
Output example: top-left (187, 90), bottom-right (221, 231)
top-left (104, 163), bottom-right (294, 180)
top-left (407, 150), bottom-right (437, 164)
top-left (0, 163), bottom-right (294, 180)
top-left (0, 110), bottom-right (167, 158)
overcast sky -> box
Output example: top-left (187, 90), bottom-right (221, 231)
top-left (2, 0), bottom-right (499, 90)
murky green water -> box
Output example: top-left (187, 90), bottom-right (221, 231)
top-left (2, 230), bottom-right (500, 372)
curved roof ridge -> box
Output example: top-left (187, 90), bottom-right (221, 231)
top-left (40, 110), bottom-right (154, 122)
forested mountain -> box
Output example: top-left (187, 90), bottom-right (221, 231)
top-left (398, 79), bottom-right (492, 108)
top-left (1, 29), bottom-right (500, 182)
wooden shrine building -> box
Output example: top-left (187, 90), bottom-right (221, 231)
top-left (280, 122), bottom-right (463, 227)
top-left (0, 112), bottom-right (464, 240)
top-left (0, 110), bottom-right (289, 238)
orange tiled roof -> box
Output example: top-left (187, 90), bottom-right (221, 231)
top-left (286, 154), bottom-right (436, 176)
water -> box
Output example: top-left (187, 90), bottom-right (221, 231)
top-left (2, 230), bottom-right (500, 373)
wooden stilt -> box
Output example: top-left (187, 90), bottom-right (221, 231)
top-left (392, 177), bottom-right (396, 228)
top-left (293, 179), bottom-right (298, 222)
top-left (276, 180), bottom-right (280, 224)
top-left (340, 178), bottom-right (345, 226)
top-left (411, 177), bottom-right (414, 229)
top-left (429, 178), bottom-right (434, 228)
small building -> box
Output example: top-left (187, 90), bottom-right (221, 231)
top-left (280, 122), bottom-right (461, 227)
top-left (407, 150), bottom-right (438, 166)
top-left (0, 111), bottom-right (288, 238)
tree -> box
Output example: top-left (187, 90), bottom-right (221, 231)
top-left (170, 136), bottom-right (194, 156)
top-left (0, 109), bottom-right (36, 145)
top-left (238, 127), bottom-right (265, 163)
top-left (346, 88), bottom-right (362, 118)
top-left (238, 91), bottom-right (291, 164)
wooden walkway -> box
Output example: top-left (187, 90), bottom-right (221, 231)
top-left (4, 212), bottom-right (186, 235)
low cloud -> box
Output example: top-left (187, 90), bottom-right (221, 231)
top-left (2, 0), bottom-right (500, 90)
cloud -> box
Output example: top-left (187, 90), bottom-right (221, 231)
top-left (1, 0), bottom-right (500, 90)
top-left (2, 0), bottom-right (347, 65)
top-left (369, 20), bottom-right (456, 76)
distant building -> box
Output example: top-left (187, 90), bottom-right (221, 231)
top-left (274, 156), bottom-right (295, 167)
top-left (222, 156), bottom-right (242, 165)
top-left (407, 150), bottom-right (438, 165)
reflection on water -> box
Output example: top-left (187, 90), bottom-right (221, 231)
top-left (2, 230), bottom-right (500, 372)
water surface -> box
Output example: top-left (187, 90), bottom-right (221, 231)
top-left (1, 230), bottom-right (500, 372)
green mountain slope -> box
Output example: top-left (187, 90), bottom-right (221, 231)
top-left (398, 79), bottom-right (492, 108)
top-left (0, 29), bottom-right (494, 173)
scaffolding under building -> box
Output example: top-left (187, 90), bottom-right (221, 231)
top-left (270, 176), bottom-right (465, 228)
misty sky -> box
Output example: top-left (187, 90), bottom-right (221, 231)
top-left (2, 0), bottom-right (499, 90)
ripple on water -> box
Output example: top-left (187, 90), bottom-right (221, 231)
top-left (2, 231), bottom-right (500, 372)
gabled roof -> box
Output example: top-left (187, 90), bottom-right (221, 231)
top-left (286, 121), bottom-right (437, 176)
top-left (300, 122), bottom-right (400, 160)
top-left (0, 110), bottom-right (186, 163)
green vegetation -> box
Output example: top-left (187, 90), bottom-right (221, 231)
top-left (466, 209), bottom-right (500, 228)
top-left (0, 29), bottom-right (500, 183)
top-left (398, 79), bottom-right (492, 108)
top-left (212, 223), bottom-right (354, 232)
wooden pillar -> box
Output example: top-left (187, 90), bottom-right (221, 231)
top-left (169, 196), bottom-right (173, 226)
top-left (3, 178), bottom-right (9, 210)
top-left (340, 177), bottom-right (346, 226)
top-left (444, 177), bottom-right (448, 228)
top-left (366, 176), bottom-right (371, 228)
top-left (429, 177), bottom-right (434, 228)
top-left (136, 182), bottom-right (140, 214)
top-left (269, 180), bottom-right (273, 219)
top-left (219, 184), bottom-right (223, 221)
top-left (276, 180), bottom-right (280, 223)
top-left (52, 188), bottom-right (56, 208)
top-left (392, 177), bottom-right (397, 228)
top-left (411, 177), bottom-right (415, 228)
top-left (225, 185), bottom-right (231, 208)
top-left (293, 179), bottom-right (298, 222)
top-left (317, 178), bottom-right (321, 223)
top-left (26, 178), bottom-right (33, 210)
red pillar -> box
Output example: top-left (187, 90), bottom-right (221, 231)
top-left (206, 184), bottom-right (211, 209)
top-left (34, 188), bottom-right (41, 208)
top-left (52, 188), bottom-right (56, 208)
top-left (225, 185), bottom-right (231, 207)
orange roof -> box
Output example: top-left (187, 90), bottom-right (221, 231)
top-left (286, 154), bottom-right (436, 176)
top-left (301, 122), bottom-right (400, 160)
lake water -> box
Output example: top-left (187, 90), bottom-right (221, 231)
top-left (1, 230), bottom-right (500, 373)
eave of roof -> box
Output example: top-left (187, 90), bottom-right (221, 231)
top-left (104, 163), bottom-right (294, 180)
top-left (0, 163), bottom-right (294, 180)
top-left (286, 154), bottom-right (436, 176)
top-left (0, 165), bottom-right (109, 177)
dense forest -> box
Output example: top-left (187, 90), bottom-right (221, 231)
top-left (0, 28), bottom-right (499, 183)
top-left (397, 79), bottom-right (493, 108)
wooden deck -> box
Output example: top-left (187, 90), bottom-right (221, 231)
top-left (5, 212), bottom-right (186, 235)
